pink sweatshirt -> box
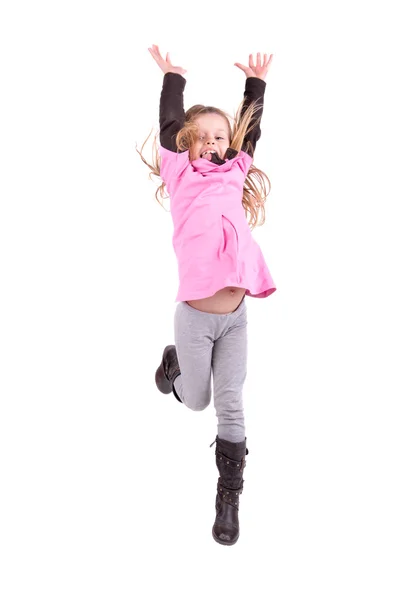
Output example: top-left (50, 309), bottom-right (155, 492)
top-left (160, 145), bottom-right (276, 303)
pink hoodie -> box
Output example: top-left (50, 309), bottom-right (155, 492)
top-left (160, 146), bottom-right (276, 303)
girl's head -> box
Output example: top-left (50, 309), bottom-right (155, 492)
top-left (176, 105), bottom-right (233, 162)
top-left (137, 98), bottom-right (271, 230)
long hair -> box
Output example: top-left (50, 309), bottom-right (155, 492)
top-left (136, 99), bottom-right (271, 230)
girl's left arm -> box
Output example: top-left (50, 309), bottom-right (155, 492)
top-left (239, 77), bottom-right (266, 157)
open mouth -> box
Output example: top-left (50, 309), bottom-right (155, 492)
top-left (200, 150), bottom-right (218, 160)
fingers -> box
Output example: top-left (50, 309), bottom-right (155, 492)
top-left (151, 43), bottom-right (161, 56)
top-left (248, 52), bottom-right (273, 67)
top-left (264, 53), bottom-right (273, 67)
top-left (234, 63), bottom-right (251, 76)
top-left (149, 43), bottom-right (187, 76)
top-left (148, 44), bottom-right (160, 57)
top-left (148, 45), bottom-right (160, 63)
top-left (249, 53), bottom-right (261, 68)
top-left (148, 43), bottom-right (166, 64)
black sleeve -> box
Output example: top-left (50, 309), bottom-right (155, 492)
top-left (159, 72), bottom-right (186, 152)
top-left (240, 77), bottom-right (267, 157)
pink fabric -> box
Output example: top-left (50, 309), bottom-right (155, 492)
top-left (160, 146), bottom-right (276, 302)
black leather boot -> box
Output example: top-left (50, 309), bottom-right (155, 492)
top-left (211, 435), bottom-right (248, 546)
top-left (155, 345), bottom-right (182, 403)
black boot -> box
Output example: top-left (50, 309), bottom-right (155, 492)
top-left (155, 345), bottom-right (182, 403)
top-left (211, 435), bottom-right (248, 546)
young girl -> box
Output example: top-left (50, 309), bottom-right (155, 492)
top-left (138, 44), bottom-right (276, 545)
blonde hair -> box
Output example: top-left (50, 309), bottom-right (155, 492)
top-left (136, 99), bottom-right (271, 230)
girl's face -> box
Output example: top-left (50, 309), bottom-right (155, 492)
top-left (191, 113), bottom-right (231, 161)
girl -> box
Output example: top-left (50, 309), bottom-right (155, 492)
top-left (138, 44), bottom-right (276, 545)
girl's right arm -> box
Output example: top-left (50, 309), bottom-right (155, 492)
top-left (148, 45), bottom-right (187, 153)
top-left (159, 73), bottom-right (186, 152)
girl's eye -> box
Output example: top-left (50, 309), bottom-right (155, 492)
top-left (199, 136), bottom-right (224, 141)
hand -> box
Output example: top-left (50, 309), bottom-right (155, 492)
top-left (148, 44), bottom-right (187, 75)
top-left (234, 52), bottom-right (273, 80)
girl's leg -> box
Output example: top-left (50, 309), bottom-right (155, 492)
top-left (173, 302), bottom-right (213, 411)
top-left (211, 302), bottom-right (248, 442)
top-left (210, 300), bottom-right (248, 545)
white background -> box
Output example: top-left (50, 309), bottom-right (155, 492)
top-left (1, 0), bottom-right (399, 598)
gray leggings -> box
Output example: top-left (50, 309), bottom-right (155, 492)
top-left (172, 295), bottom-right (247, 443)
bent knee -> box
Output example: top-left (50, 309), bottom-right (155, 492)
top-left (183, 393), bottom-right (211, 412)
top-left (180, 386), bottom-right (211, 412)
top-left (186, 402), bottom-right (208, 412)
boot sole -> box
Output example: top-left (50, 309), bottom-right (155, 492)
top-left (155, 346), bottom-right (175, 394)
top-left (155, 364), bottom-right (172, 394)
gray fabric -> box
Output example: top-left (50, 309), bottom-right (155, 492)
top-left (172, 295), bottom-right (247, 442)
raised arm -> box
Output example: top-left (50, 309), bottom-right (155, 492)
top-left (240, 77), bottom-right (266, 157)
top-left (159, 73), bottom-right (186, 152)
top-left (234, 52), bottom-right (273, 157)
top-left (148, 44), bottom-right (187, 152)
